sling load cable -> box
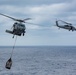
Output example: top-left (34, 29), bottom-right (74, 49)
top-left (5, 36), bottom-right (17, 69)
top-left (10, 35), bottom-right (17, 58)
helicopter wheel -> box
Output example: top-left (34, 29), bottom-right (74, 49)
top-left (12, 35), bottom-right (15, 38)
top-left (23, 33), bottom-right (25, 36)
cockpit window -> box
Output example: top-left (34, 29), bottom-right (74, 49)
top-left (19, 24), bottom-right (25, 27)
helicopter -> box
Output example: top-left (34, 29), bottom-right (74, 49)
top-left (0, 13), bottom-right (32, 38)
top-left (55, 20), bottom-right (76, 31)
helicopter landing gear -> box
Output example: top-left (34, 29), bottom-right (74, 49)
top-left (23, 31), bottom-right (25, 36)
top-left (23, 33), bottom-right (25, 36)
top-left (12, 35), bottom-right (15, 38)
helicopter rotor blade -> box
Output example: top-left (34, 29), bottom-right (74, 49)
top-left (23, 18), bottom-right (32, 21)
top-left (58, 20), bottom-right (72, 25)
top-left (0, 13), bottom-right (16, 21)
top-left (0, 13), bottom-right (32, 23)
top-left (22, 18), bottom-right (32, 23)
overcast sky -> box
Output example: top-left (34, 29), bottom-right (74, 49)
top-left (0, 0), bottom-right (76, 46)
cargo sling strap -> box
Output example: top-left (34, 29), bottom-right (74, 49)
top-left (5, 36), bottom-right (17, 69)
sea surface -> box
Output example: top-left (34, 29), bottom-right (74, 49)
top-left (0, 46), bottom-right (76, 75)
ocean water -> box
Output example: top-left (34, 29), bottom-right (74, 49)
top-left (0, 46), bottom-right (76, 75)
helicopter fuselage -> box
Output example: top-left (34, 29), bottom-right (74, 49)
top-left (6, 22), bottom-right (26, 37)
top-left (56, 21), bottom-right (76, 31)
top-left (57, 25), bottom-right (76, 31)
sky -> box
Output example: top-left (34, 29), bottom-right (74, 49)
top-left (0, 0), bottom-right (76, 46)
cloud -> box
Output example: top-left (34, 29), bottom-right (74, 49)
top-left (0, 2), bottom-right (70, 22)
top-left (0, 0), bottom-right (76, 46)
top-left (0, 0), bottom-right (72, 6)
top-left (0, 1), bottom-right (75, 31)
